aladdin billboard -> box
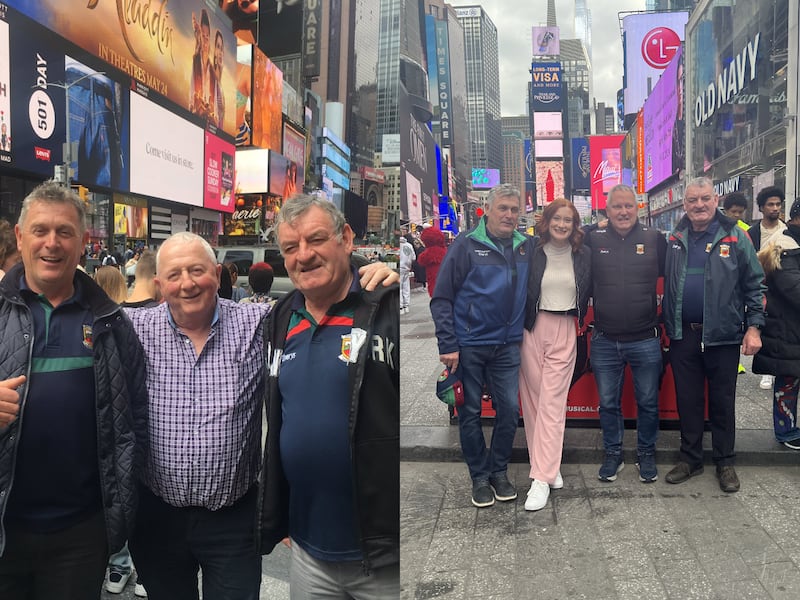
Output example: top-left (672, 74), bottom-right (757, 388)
top-left (589, 135), bottom-right (624, 210)
top-left (622, 11), bottom-right (688, 118)
top-left (6, 0), bottom-right (239, 136)
top-left (643, 47), bottom-right (682, 192)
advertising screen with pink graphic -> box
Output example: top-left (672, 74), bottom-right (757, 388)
top-left (204, 131), bottom-right (235, 213)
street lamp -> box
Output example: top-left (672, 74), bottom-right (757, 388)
top-left (37, 70), bottom-right (106, 186)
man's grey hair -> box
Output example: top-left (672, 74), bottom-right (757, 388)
top-left (276, 194), bottom-right (346, 244)
top-left (608, 184), bottom-right (636, 199)
top-left (156, 232), bottom-right (217, 274)
top-left (18, 180), bottom-right (87, 233)
top-left (686, 176), bottom-right (714, 191)
top-left (486, 184), bottom-right (520, 208)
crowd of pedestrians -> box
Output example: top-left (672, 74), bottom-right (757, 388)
top-left (0, 182), bottom-right (400, 599)
top-left (428, 179), bottom-right (792, 511)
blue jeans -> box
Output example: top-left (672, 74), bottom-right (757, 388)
top-left (591, 331), bottom-right (662, 455)
top-left (458, 343), bottom-right (521, 482)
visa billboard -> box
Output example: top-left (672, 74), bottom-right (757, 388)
top-left (531, 62), bottom-right (563, 112)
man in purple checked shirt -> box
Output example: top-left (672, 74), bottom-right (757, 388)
top-left (125, 231), bottom-right (394, 600)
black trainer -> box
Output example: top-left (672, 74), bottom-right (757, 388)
top-left (783, 437), bottom-right (800, 450)
top-left (489, 472), bottom-right (517, 501)
top-left (471, 481), bottom-right (495, 508)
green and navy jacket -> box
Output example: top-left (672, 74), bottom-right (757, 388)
top-left (431, 217), bottom-right (532, 354)
top-left (663, 212), bottom-right (766, 345)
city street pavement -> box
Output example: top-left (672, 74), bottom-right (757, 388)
top-left (401, 286), bottom-right (800, 599)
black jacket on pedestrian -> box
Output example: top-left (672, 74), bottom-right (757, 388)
top-left (256, 280), bottom-right (399, 570)
top-left (0, 263), bottom-right (149, 557)
top-left (753, 224), bottom-right (800, 378)
top-left (584, 222), bottom-right (666, 340)
top-left (524, 238), bottom-right (592, 331)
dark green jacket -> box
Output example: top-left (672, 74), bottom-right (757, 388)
top-left (663, 212), bottom-right (765, 345)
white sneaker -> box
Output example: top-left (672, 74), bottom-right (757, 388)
top-left (760, 375), bottom-right (774, 390)
top-left (524, 479), bottom-right (550, 511)
top-left (105, 569), bottom-right (131, 594)
top-left (550, 471), bottom-right (564, 490)
top-left (134, 582), bottom-right (148, 597)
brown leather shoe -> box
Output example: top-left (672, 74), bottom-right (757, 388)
top-left (716, 465), bottom-right (740, 493)
top-left (665, 461), bottom-right (704, 484)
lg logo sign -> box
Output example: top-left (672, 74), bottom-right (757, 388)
top-left (641, 27), bottom-right (680, 69)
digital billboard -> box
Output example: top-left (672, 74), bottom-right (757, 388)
top-left (7, 0), bottom-right (239, 136)
top-left (524, 139), bottom-right (536, 211)
top-left (282, 123), bottom-right (306, 193)
top-left (435, 18), bottom-right (453, 148)
top-left (643, 47), bottom-right (682, 191)
top-left (204, 131), bottom-right (235, 213)
top-left (251, 47), bottom-right (283, 152)
top-left (532, 26), bottom-right (560, 57)
top-left (404, 171), bottom-right (422, 224)
top-left (534, 140), bottom-right (563, 159)
top-left (0, 17), bottom-right (11, 165)
top-left (622, 12), bottom-right (688, 117)
top-left (235, 148), bottom-right (270, 194)
top-left (129, 91), bottom-right (204, 206)
top-left (589, 135), bottom-right (624, 210)
top-left (268, 151), bottom-right (296, 198)
top-left (571, 138), bottom-right (591, 192)
top-left (533, 112), bottom-right (563, 138)
top-left (531, 62), bottom-right (563, 112)
top-left (535, 161), bottom-right (564, 204)
top-left (471, 168), bottom-right (500, 189)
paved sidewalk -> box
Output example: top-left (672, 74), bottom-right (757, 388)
top-left (400, 289), bottom-right (791, 466)
top-left (401, 461), bottom-right (800, 599)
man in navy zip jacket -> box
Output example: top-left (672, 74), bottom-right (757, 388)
top-left (431, 184), bottom-right (532, 508)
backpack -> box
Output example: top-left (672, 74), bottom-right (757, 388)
top-left (102, 254), bottom-right (117, 266)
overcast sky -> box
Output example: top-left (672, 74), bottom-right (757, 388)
top-left (446, 0), bottom-right (645, 115)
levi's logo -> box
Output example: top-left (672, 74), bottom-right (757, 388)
top-left (34, 147), bottom-right (51, 161)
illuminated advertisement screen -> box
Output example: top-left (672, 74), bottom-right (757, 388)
top-left (622, 11), bottom-right (688, 116)
top-left (643, 47), bottom-right (682, 191)
top-left (524, 139), bottom-right (536, 211)
top-left (531, 62), bottom-right (563, 112)
top-left (532, 26), bottom-right (560, 57)
top-left (0, 17), bottom-right (11, 164)
top-left (534, 139), bottom-right (563, 159)
top-left (204, 131), bottom-right (235, 213)
top-left (535, 161), bottom-right (564, 204)
top-left (268, 151), bottom-right (295, 198)
top-left (234, 45), bottom-right (253, 147)
top-left (571, 138), bottom-right (591, 192)
top-left (471, 168), bottom-right (500, 189)
top-left (113, 202), bottom-right (148, 238)
top-left (589, 135), bottom-right (624, 210)
top-left (252, 47), bottom-right (283, 152)
top-left (6, 0), bottom-right (239, 136)
top-left (533, 112), bottom-right (563, 138)
top-left (129, 92), bottom-right (204, 206)
top-left (282, 123), bottom-right (306, 192)
top-left (235, 148), bottom-right (270, 194)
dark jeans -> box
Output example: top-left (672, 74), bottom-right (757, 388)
top-left (458, 343), bottom-right (521, 482)
top-left (669, 326), bottom-right (739, 468)
top-left (0, 511), bottom-right (108, 600)
top-left (129, 485), bottom-right (261, 600)
top-left (591, 332), bottom-right (662, 455)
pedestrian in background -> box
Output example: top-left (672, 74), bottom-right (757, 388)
top-left (584, 184), bottom-right (666, 484)
top-left (753, 199), bottom-right (800, 450)
top-left (0, 219), bottom-right (20, 280)
top-left (258, 195), bottom-right (399, 597)
top-left (663, 177), bottom-right (765, 493)
top-left (519, 198), bottom-right (590, 511)
top-left (399, 235), bottom-right (416, 314)
top-left (750, 186), bottom-right (787, 390)
top-left (239, 262), bottom-right (276, 308)
top-left (431, 183), bottom-right (531, 508)
top-left (94, 265), bottom-right (128, 304)
top-left (418, 226), bottom-right (448, 297)
top-left (0, 182), bottom-right (148, 599)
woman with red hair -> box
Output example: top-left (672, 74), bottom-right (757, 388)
top-left (417, 227), bottom-right (448, 297)
top-left (520, 198), bottom-right (591, 512)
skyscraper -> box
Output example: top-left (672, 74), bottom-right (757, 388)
top-left (454, 5), bottom-right (502, 171)
top-left (574, 0), bottom-right (592, 66)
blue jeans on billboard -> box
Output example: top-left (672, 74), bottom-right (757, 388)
top-left (458, 343), bottom-right (521, 483)
top-left (591, 331), bottom-right (662, 456)
top-left (66, 66), bottom-right (123, 188)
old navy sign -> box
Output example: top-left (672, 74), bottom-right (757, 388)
top-left (694, 33), bottom-right (760, 127)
